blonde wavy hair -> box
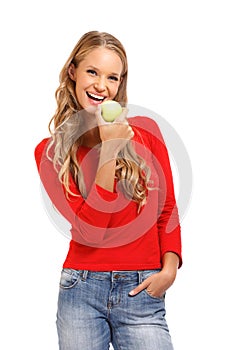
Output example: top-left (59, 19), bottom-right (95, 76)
top-left (48, 31), bottom-right (154, 210)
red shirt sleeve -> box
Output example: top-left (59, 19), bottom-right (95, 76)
top-left (34, 138), bottom-right (120, 245)
top-left (129, 116), bottom-right (182, 267)
top-left (34, 138), bottom-right (50, 171)
top-left (148, 119), bottom-right (182, 267)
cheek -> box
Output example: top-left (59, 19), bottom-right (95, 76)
top-left (110, 83), bottom-right (121, 98)
top-left (76, 75), bottom-right (88, 90)
top-left (75, 77), bottom-right (88, 98)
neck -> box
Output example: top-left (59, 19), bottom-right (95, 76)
top-left (81, 127), bottom-right (101, 148)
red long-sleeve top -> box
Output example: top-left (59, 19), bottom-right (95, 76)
top-left (35, 116), bottom-right (182, 271)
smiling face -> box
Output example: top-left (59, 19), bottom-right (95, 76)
top-left (69, 47), bottom-right (123, 110)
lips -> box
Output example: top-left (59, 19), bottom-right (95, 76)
top-left (86, 92), bottom-right (106, 102)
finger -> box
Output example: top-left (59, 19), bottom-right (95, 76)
top-left (129, 126), bottom-right (134, 139)
top-left (115, 107), bottom-right (128, 123)
top-left (128, 280), bottom-right (149, 296)
top-left (95, 105), bottom-right (105, 126)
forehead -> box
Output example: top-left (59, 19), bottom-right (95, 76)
top-left (81, 47), bottom-right (123, 73)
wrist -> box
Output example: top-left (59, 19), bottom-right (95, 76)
top-left (161, 267), bottom-right (177, 282)
top-left (100, 142), bottom-right (119, 159)
top-left (161, 252), bottom-right (179, 277)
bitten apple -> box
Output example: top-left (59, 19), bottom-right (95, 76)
top-left (101, 100), bottom-right (122, 122)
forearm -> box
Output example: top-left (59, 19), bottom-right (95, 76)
top-left (162, 252), bottom-right (179, 280)
top-left (95, 144), bottom-right (117, 192)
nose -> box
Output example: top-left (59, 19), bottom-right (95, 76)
top-left (94, 76), bottom-right (106, 92)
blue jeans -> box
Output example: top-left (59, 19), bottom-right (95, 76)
top-left (56, 269), bottom-right (174, 350)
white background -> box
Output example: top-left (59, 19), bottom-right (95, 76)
top-left (1, 0), bottom-right (232, 349)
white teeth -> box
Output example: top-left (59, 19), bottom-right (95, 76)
top-left (88, 92), bottom-right (105, 100)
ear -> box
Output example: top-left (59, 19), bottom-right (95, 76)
top-left (68, 63), bottom-right (77, 81)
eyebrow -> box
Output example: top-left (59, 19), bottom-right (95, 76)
top-left (86, 65), bottom-right (120, 77)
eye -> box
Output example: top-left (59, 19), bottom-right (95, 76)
top-left (86, 69), bottom-right (97, 76)
top-left (108, 75), bottom-right (119, 82)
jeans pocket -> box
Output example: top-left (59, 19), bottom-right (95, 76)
top-left (142, 269), bottom-right (165, 300)
top-left (59, 268), bottom-right (80, 289)
top-left (143, 288), bottom-right (165, 300)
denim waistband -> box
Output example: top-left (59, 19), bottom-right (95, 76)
top-left (63, 269), bottom-right (161, 284)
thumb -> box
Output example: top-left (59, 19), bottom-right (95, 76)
top-left (129, 280), bottom-right (148, 296)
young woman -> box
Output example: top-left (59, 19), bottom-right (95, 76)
top-left (35, 30), bottom-right (182, 350)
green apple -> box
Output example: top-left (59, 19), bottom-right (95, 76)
top-left (101, 100), bottom-right (122, 122)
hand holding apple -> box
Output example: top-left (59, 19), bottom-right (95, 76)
top-left (101, 100), bottom-right (122, 122)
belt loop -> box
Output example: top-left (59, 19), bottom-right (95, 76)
top-left (81, 270), bottom-right (88, 281)
top-left (138, 271), bottom-right (143, 284)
